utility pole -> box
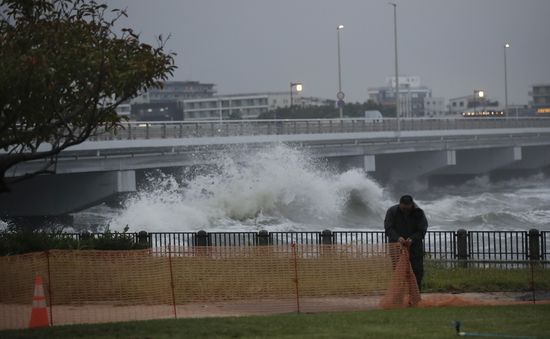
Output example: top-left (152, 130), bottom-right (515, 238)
top-left (389, 3), bottom-right (400, 134)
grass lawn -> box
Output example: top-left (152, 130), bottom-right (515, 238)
top-left (423, 261), bottom-right (550, 292)
top-left (2, 304), bottom-right (549, 339)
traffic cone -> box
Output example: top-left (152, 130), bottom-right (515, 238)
top-left (29, 275), bottom-right (49, 328)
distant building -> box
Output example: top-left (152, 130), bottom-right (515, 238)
top-left (131, 102), bottom-right (184, 121)
top-left (368, 76), bottom-right (432, 117)
top-left (423, 97), bottom-right (446, 117)
top-left (448, 96), bottom-right (469, 114)
top-left (131, 81), bottom-right (216, 104)
top-left (448, 94), bottom-right (499, 115)
top-left (115, 103), bottom-right (131, 117)
top-left (127, 82), bottom-right (332, 121)
top-left (529, 84), bottom-right (550, 116)
top-left (180, 92), bottom-right (332, 121)
top-left (181, 92), bottom-right (284, 121)
top-left (505, 104), bottom-right (532, 117)
top-left (125, 80), bottom-right (215, 120)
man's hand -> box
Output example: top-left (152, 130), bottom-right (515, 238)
top-left (398, 237), bottom-right (412, 246)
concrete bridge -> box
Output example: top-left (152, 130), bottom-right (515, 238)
top-left (2, 117), bottom-right (550, 219)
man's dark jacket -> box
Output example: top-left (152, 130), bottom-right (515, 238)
top-left (384, 204), bottom-right (428, 256)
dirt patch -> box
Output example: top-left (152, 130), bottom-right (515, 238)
top-left (420, 291), bottom-right (549, 307)
top-left (1, 292), bottom-right (548, 330)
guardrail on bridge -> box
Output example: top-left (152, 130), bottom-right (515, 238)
top-left (89, 117), bottom-right (550, 140)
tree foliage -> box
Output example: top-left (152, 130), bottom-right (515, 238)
top-left (0, 0), bottom-right (176, 192)
top-left (259, 100), bottom-right (395, 120)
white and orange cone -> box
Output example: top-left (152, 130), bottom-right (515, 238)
top-left (29, 275), bottom-right (49, 328)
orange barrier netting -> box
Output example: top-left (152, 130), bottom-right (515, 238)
top-left (0, 243), bottom-right (479, 330)
top-left (380, 243), bottom-right (421, 308)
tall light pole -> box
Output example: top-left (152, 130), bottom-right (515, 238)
top-left (389, 2), bottom-right (400, 133)
top-left (290, 82), bottom-right (303, 109)
top-left (504, 43), bottom-right (510, 118)
top-left (474, 89), bottom-right (485, 115)
top-left (336, 24), bottom-right (344, 119)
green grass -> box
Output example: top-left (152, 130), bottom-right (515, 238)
top-left (423, 261), bottom-right (550, 292)
top-left (2, 304), bottom-right (549, 339)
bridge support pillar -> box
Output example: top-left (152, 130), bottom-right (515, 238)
top-left (0, 170), bottom-right (136, 217)
top-left (363, 155), bottom-right (376, 172)
top-left (374, 150), bottom-right (456, 181)
top-left (502, 145), bottom-right (550, 170)
top-left (434, 147), bottom-right (521, 175)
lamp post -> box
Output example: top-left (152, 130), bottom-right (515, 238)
top-left (336, 24), bottom-right (344, 119)
top-left (504, 43), bottom-right (510, 118)
top-left (290, 82), bottom-right (303, 109)
top-left (389, 2), bottom-right (400, 133)
top-left (473, 89), bottom-right (485, 115)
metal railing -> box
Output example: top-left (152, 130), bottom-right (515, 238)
top-left (62, 229), bottom-right (548, 262)
top-left (89, 117), bottom-right (550, 141)
top-left (467, 231), bottom-right (529, 261)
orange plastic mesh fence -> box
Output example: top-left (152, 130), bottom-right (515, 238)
top-left (379, 243), bottom-right (421, 308)
top-left (1, 243), bottom-right (418, 329)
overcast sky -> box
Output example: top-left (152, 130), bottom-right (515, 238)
top-left (111, 0), bottom-right (550, 105)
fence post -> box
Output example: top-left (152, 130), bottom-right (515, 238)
top-left (320, 229), bottom-right (333, 245)
top-left (137, 231), bottom-right (150, 247)
top-left (167, 247), bottom-right (177, 319)
top-left (257, 230), bottom-right (270, 246)
top-left (45, 250), bottom-right (54, 326)
top-left (291, 243), bottom-right (300, 313)
top-left (528, 229), bottom-right (541, 261)
top-left (456, 229), bottom-right (468, 267)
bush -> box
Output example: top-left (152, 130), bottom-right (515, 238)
top-left (0, 230), bottom-right (149, 256)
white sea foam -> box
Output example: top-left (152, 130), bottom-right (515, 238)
top-left (109, 144), bottom-right (389, 232)
top-left (66, 145), bottom-right (550, 233)
top-left (417, 173), bottom-right (550, 231)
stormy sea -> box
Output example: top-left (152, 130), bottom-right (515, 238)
top-left (64, 144), bottom-right (550, 234)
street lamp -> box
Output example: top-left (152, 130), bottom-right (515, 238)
top-left (336, 24), bottom-right (344, 119)
top-left (473, 89), bottom-right (485, 115)
top-left (290, 82), bottom-right (303, 109)
top-left (504, 43), bottom-right (510, 118)
top-left (389, 2), bottom-right (400, 133)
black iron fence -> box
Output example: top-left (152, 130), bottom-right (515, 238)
top-left (63, 229), bottom-right (548, 262)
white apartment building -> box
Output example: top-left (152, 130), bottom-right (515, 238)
top-left (368, 76), bottom-right (432, 117)
top-left (423, 97), bottom-right (447, 117)
top-left (448, 96), bottom-right (471, 114)
top-left (131, 81), bottom-right (216, 104)
top-left (385, 76), bottom-right (422, 89)
top-left (181, 92), bottom-right (289, 121)
top-left (448, 95), bottom-right (500, 115)
top-left (180, 91), bottom-right (330, 121)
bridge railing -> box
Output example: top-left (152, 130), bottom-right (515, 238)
top-left (90, 117), bottom-right (550, 141)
